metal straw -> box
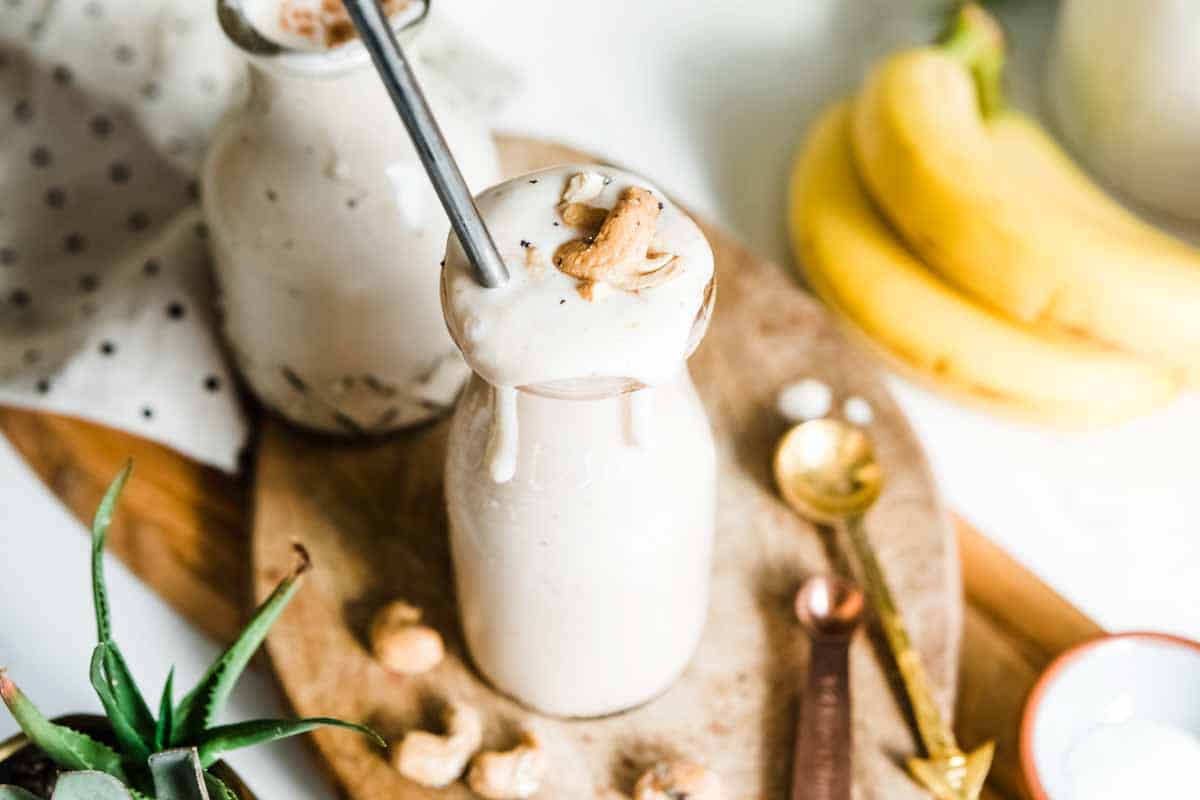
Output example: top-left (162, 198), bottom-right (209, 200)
top-left (341, 0), bottom-right (509, 288)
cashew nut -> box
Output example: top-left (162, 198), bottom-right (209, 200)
top-left (369, 600), bottom-right (444, 675)
top-left (607, 252), bottom-right (683, 292)
top-left (555, 187), bottom-right (660, 282)
top-left (466, 731), bottom-right (547, 799)
top-left (391, 702), bottom-right (483, 788)
top-left (559, 202), bottom-right (610, 231)
top-left (562, 171), bottom-right (607, 204)
top-left (633, 761), bottom-right (724, 800)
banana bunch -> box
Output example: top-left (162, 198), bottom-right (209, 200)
top-left (788, 4), bottom-right (1200, 426)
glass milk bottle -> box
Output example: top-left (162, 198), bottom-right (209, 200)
top-left (202, 0), bottom-right (499, 434)
top-left (442, 166), bottom-right (718, 717)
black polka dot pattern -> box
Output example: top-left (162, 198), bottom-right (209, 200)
top-left (127, 210), bottom-right (150, 231)
top-left (90, 114), bottom-right (113, 137)
top-left (109, 161), bottom-right (131, 183)
top-left (30, 146), bottom-right (52, 167)
top-left (44, 186), bottom-right (66, 208)
top-left (0, 40), bottom-right (244, 469)
top-left (63, 233), bottom-right (86, 253)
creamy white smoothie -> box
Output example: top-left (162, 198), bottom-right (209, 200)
top-left (203, 0), bottom-right (499, 434)
top-left (443, 166), bottom-right (717, 716)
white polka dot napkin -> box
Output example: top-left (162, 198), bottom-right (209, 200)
top-left (0, 0), bottom-right (514, 472)
top-left (1, 0), bottom-right (248, 471)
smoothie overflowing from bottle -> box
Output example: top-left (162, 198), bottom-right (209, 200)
top-left (442, 166), bottom-right (717, 717)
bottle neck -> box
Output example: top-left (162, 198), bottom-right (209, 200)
top-left (246, 51), bottom-right (380, 98)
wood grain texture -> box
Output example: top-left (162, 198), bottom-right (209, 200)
top-left (248, 137), bottom-right (959, 799)
top-left (0, 402), bottom-right (1098, 799)
top-left (955, 518), bottom-right (1101, 799)
top-left (0, 136), bottom-right (1105, 800)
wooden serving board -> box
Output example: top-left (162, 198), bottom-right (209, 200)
top-left (246, 137), bottom-right (958, 800)
top-left (0, 136), bottom-right (1104, 800)
top-left (0, 407), bottom-right (1103, 800)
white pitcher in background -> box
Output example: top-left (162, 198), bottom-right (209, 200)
top-left (1049, 0), bottom-right (1200, 222)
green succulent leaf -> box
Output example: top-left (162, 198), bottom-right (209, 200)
top-left (171, 544), bottom-right (311, 745)
top-left (156, 667), bottom-right (176, 751)
top-left (195, 717), bottom-right (385, 767)
top-left (202, 773), bottom-right (237, 800)
top-left (0, 787), bottom-right (43, 800)
top-left (148, 748), bottom-right (212, 800)
top-left (52, 771), bottom-right (134, 800)
top-left (97, 644), bottom-right (155, 754)
top-left (89, 645), bottom-right (152, 762)
top-left (92, 462), bottom-right (133, 643)
top-left (0, 671), bottom-right (127, 782)
top-left (90, 464), bottom-right (156, 745)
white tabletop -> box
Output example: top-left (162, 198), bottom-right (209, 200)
top-left (3, 1), bottom-right (1199, 797)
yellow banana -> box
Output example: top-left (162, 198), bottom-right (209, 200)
top-left (789, 102), bottom-right (1176, 426)
top-left (851, 5), bottom-right (1200, 383)
top-left (988, 114), bottom-right (1200, 262)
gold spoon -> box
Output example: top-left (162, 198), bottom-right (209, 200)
top-left (773, 418), bottom-right (994, 800)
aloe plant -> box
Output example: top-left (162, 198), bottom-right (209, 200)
top-left (1, 463), bottom-right (384, 799)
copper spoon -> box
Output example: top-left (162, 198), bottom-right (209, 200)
top-left (793, 575), bottom-right (864, 800)
top-left (774, 419), bottom-right (994, 800)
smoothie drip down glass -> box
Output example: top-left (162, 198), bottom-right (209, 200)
top-left (442, 166), bottom-right (717, 717)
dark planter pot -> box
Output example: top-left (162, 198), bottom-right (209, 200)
top-left (0, 715), bottom-right (255, 799)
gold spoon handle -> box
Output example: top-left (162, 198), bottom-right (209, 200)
top-left (844, 515), bottom-right (958, 759)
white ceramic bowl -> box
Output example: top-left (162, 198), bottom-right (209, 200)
top-left (1021, 632), bottom-right (1200, 799)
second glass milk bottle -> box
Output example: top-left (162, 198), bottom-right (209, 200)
top-left (203, 0), bottom-right (500, 434)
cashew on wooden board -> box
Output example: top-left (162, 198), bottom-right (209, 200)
top-left (369, 600), bottom-right (445, 675)
top-left (633, 760), bottom-right (724, 800)
top-left (467, 732), bottom-right (548, 799)
top-left (391, 702), bottom-right (484, 788)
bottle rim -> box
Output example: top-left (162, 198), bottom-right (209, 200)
top-left (216, 0), bottom-right (429, 76)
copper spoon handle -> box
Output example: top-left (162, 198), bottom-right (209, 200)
top-left (793, 637), bottom-right (852, 800)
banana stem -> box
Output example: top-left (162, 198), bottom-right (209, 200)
top-left (939, 2), bottom-right (1006, 119)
